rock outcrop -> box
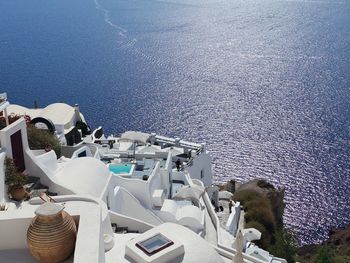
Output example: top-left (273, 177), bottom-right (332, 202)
top-left (297, 225), bottom-right (350, 262)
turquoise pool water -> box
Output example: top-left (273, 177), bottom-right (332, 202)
top-left (109, 163), bottom-right (133, 174)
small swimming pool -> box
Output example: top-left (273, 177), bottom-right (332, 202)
top-left (109, 163), bottom-right (133, 174)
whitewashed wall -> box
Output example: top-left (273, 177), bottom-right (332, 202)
top-left (112, 175), bottom-right (151, 208)
top-left (0, 118), bottom-right (29, 164)
top-left (188, 151), bottom-right (212, 186)
top-left (109, 186), bottom-right (162, 226)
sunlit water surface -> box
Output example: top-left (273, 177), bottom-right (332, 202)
top-left (1, 0), bottom-right (350, 244)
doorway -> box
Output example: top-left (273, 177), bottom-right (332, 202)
top-left (10, 130), bottom-right (25, 172)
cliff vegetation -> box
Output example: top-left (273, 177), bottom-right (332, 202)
top-left (225, 179), bottom-right (350, 263)
top-left (232, 179), bottom-right (297, 263)
top-left (296, 225), bottom-right (350, 263)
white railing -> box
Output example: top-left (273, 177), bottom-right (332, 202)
top-left (154, 135), bottom-right (202, 150)
top-left (197, 183), bottom-right (275, 263)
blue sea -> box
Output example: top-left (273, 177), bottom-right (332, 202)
top-left (1, 0), bottom-right (349, 245)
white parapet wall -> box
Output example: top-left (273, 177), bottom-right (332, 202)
top-left (0, 196), bottom-right (108, 263)
top-left (226, 202), bottom-right (241, 236)
top-left (0, 118), bottom-right (29, 169)
top-left (25, 149), bottom-right (75, 195)
top-left (109, 186), bottom-right (162, 226)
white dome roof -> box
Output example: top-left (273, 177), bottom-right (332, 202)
top-left (55, 157), bottom-right (110, 198)
top-left (176, 205), bottom-right (204, 233)
top-left (41, 103), bottom-right (75, 126)
top-left (8, 103), bottom-right (76, 127)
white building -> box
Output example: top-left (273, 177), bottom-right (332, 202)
top-left (8, 102), bottom-right (88, 146)
top-left (0, 100), bottom-right (287, 263)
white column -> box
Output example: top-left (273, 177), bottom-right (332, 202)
top-left (74, 104), bottom-right (81, 122)
top-left (4, 109), bottom-right (9, 126)
top-left (175, 137), bottom-right (181, 146)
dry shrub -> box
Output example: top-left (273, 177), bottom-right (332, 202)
top-left (233, 189), bottom-right (263, 206)
top-left (256, 179), bottom-right (274, 189)
top-left (245, 205), bottom-right (276, 234)
top-left (234, 189), bottom-right (277, 247)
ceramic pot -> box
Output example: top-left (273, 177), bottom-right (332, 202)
top-left (9, 186), bottom-right (27, 201)
top-left (27, 203), bottom-right (77, 263)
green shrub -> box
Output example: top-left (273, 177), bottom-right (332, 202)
top-left (268, 229), bottom-right (297, 263)
top-left (316, 246), bottom-right (332, 263)
top-left (4, 157), bottom-right (27, 190)
top-left (333, 256), bottom-right (350, 263)
top-left (245, 206), bottom-right (276, 234)
top-left (27, 125), bottom-right (61, 158)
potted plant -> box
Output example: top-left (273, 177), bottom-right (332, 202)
top-left (4, 157), bottom-right (28, 201)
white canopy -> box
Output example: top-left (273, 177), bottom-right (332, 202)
top-left (120, 131), bottom-right (150, 144)
top-left (137, 144), bottom-right (161, 154)
top-left (164, 146), bottom-right (184, 156)
top-left (173, 184), bottom-right (206, 201)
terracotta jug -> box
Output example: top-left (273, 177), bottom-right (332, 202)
top-left (9, 186), bottom-right (28, 201)
top-left (27, 203), bottom-right (77, 263)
